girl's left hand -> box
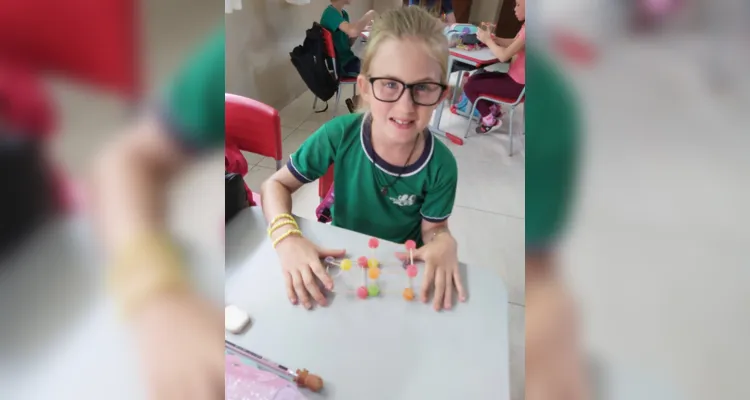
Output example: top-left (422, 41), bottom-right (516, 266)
top-left (396, 236), bottom-right (466, 311)
top-left (476, 28), bottom-right (492, 44)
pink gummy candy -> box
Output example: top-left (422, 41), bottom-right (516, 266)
top-left (368, 237), bottom-right (379, 249)
top-left (404, 240), bottom-right (417, 250)
top-left (357, 256), bottom-right (368, 267)
top-left (356, 286), bottom-right (369, 299)
top-left (225, 355), bottom-right (308, 400)
top-left (406, 264), bottom-right (418, 278)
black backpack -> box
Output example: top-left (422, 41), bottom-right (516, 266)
top-left (290, 23), bottom-right (338, 104)
top-left (0, 127), bottom-right (54, 259)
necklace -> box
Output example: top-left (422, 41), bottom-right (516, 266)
top-left (370, 129), bottom-right (421, 196)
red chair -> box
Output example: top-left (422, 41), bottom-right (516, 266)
top-left (225, 93), bottom-right (284, 171)
top-left (312, 28), bottom-right (357, 117)
top-left (319, 165), bottom-right (334, 201)
top-left (0, 0), bottom-right (141, 213)
top-left (464, 87), bottom-right (525, 156)
top-left (0, 0), bottom-right (141, 101)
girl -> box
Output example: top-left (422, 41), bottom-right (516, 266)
top-left (463, 0), bottom-right (525, 133)
top-left (407, 0), bottom-right (457, 25)
top-left (261, 7), bottom-right (465, 312)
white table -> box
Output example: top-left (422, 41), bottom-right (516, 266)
top-left (224, 207), bottom-right (511, 400)
top-left (0, 216), bottom-right (224, 399)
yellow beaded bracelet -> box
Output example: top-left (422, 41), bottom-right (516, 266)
top-left (269, 213), bottom-right (295, 227)
top-left (267, 219), bottom-right (298, 237)
top-left (108, 232), bottom-right (191, 319)
top-left (272, 229), bottom-right (302, 249)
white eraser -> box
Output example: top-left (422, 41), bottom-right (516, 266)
top-left (225, 304), bottom-right (251, 334)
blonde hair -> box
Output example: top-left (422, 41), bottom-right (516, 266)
top-left (361, 7), bottom-right (449, 84)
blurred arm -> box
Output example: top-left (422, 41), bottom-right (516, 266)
top-left (485, 33), bottom-right (525, 63)
top-left (91, 116), bottom-right (189, 254)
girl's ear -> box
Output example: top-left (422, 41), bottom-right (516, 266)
top-left (357, 74), bottom-right (369, 95)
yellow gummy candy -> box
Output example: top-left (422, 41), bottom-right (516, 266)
top-left (367, 258), bottom-right (378, 269)
top-left (340, 259), bottom-right (352, 271)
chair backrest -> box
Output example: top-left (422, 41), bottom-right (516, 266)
top-left (225, 93), bottom-right (283, 163)
top-left (319, 28), bottom-right (339, 79)
top-left (319, 28), bottom-right (336, 60)
top-left (0, 0), bottom-right (141, 101)
top-left (319, 165), bottom-right (334, 199)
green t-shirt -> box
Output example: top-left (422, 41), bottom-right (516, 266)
top-left (525, 47), bottom-right (579, 251)
top-left (320, 5), bottom-right (356, 69)
top-left (289, 113), bottom-right (458, 245)
top-left (161, 28), bottom-right (225, 151)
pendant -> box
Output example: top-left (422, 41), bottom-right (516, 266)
top-left (380, 187), bottom-right (388, 195)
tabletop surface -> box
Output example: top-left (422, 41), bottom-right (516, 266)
top-left (449, 47), bottom-right (498, 64)
top-left (224, 207), bottom-right (511, 400)
top-left (0, 216), bottom-right (224, 399)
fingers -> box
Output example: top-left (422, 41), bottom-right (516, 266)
top-left (291, 270), bottom-right (311, 309)
top-left (394, 248), bottom-right (424, 262)
top-left (301, 267), bottom-right (327, 307)
top-left (283, 271), bottom-right (298, 305)
top-left (420, 262), bottom-right (436, 303)
top-left (443, 270), bottom-right (453, 310)
top-left (433, 268), bottom-right (446, 311)
top-left (310, 258), bottom-right (334, 291)
top-left (453, 269), bottom-right (467, 302)
top-left (318, 247), bottom-right (347, 258)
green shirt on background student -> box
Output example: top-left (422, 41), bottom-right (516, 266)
top-left (525, 46), bottom-right (580, 251)
top-left (161, 28), bottom-right (225, 150)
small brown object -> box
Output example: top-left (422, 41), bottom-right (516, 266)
top-left (295, 369), bottom-right (324, 392)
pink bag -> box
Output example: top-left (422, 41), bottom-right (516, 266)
top-left (225, 355), bottom-right (308, 400)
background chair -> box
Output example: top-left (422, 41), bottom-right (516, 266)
top-left (225, 93), bottom-right (284, 171)
top-left (312, 28), bottom-right (357, 117)
top-left (0, 0), bottom-right (142, 213)
top-left (319, 165), bottom-right (334, 201)
top-left (465, 87), bottom-right (525, 156)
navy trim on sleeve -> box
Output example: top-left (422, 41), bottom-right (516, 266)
top-left (155, 102), bottom-right (206, 156)
top-left (286, 158), bottom-right (313, 184)
top-left (421, 212), bottom-right (451, 223)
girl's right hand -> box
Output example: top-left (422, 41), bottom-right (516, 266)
top-left (274, 235), bottom-right (345, 309)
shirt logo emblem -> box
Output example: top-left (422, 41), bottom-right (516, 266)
top-left (389, 194), bottom-right (416, 207)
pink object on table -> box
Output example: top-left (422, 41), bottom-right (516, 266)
top-left (404, 240), bottom-right (417, 251)
top-left (406, 265), bottom-right (418, 278)
top-left (356, 286), bottom-right (369, 299)
top-left (357, 256), bottom-right (368, 268)
top-left (225, 355), bottom-right (308, 400)
top-left (368, 237), bottom-right (379, 249)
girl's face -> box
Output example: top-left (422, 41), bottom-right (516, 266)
top-left (358, 38), bottom-right (447, 146)
top-left (515, 0), bottom-right (526, 21)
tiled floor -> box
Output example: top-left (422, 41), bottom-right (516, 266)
top-left (243, 89), bottom-right (526, 400)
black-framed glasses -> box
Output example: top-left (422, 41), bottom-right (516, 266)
top-left (369, 77), bottom-right (447, 107)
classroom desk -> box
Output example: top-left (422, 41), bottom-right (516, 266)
top-left (0, 216), bottom-right (224, 399)
top-left (224, 207), bottom-right (511, 400)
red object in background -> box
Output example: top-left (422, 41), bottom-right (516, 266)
top-left (0, 62), bottom-right (56, 139)
top-left (318, 166), bottom-right (334, 200)
top-left (225, 94), bottom-right (285, 207)
top-left (0, 0), bottom-right (141, 101)
top-left (225, 144), bottom-right (256, 207)
top-left (550, 29), bottom-right (598, 66)
top-left (225, 94), bottom-right (283, 169)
